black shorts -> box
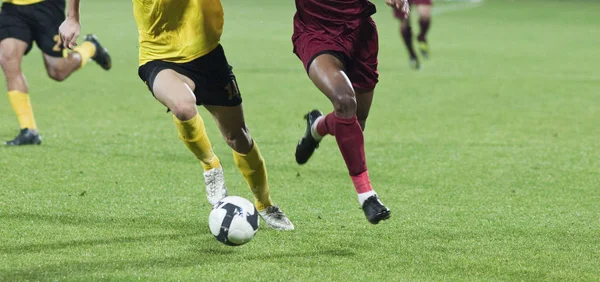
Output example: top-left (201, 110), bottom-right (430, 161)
top-left (138, 45), bottom-right (242, 107)
top-left (0, 0), bottom-right (66, 57)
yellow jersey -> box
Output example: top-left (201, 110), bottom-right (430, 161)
top-left (3, 0), bottom-right (44, 5)
top-left (133, 0), bottom-right (224, 66)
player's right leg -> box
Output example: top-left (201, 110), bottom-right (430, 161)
top-left (149, 68), bottom-right (227, 205)
top-left (297, 54), bottom-right (390, 224)
top-left (416, 4), bottom-right (432, 58)
top-left (42, 35), bottom-right (111, 82)
top-left (33, 0), bottom-right (111, 81)
top-left (0, 3), bottom-right (42, 146)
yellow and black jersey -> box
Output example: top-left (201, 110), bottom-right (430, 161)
top-left (133, 0), bottom-right (224, 66)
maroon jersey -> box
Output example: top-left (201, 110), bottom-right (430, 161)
top-left (294, 0), bottom-right (377, 35)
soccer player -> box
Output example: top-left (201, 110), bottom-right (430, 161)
top-left (394, 0), bottom-right (432, 69)
top-left (59, 0), bottom-right (294, 230)
top-left (0, 0), bottom-right (111, 145)
top-left (293, 0), bottom-right (409, 224)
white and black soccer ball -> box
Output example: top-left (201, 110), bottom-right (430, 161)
top-left (209, 196), bottom-right (259, 246)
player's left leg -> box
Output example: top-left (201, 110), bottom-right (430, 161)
top-left (205, 104), bottom-right (294, 231)
top-left (416, 4), bottom-right (432, 58)
top-left (42, 35), bottom-right (111, 82)
top-left (355, 89), bottom-right (374, 131)
top-left (296, 54), bottom-right (390, 224)
top-left (0, 38), bottom-right (42, 146)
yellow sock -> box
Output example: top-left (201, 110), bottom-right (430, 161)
top-left (173, 114), bottom-right (221, 170)
top-left (233, 142), bottom-right (273, 211)
top-left (73, 41), bottom-right (96, 68)
top-left (8, 91), bottom-right (37, 130)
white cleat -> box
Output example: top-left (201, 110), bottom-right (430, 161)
top-left (203, 167), bottom-right (228, 206)
top-left (259, 205), bottom-right (295, 231)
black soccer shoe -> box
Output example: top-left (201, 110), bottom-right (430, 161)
top-left (295, 110), bottom-right (323, 165)
top-left (5, 128), bottom-right (42, 146)
top-left (362, 195), bottom-right (391, 224)
top-left (84, 34), bottom-right (112, 71)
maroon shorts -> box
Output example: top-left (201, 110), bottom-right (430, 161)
top-left (292, 18), bottom-right (379, 90)
top-left (394, 0), bottom-right (432, 19)
top-left (411, 0), bottom-right (432, 5)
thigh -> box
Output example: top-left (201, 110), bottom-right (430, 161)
top-left (0, 4), bottom-right (33, 55)
top-left (138, 60), bottom-right (196, 99)
top-left (293, 30), bottom-right (349, 74)
top-left (0, 38), bottom-right (28, 64)
top-left (308, 53), bottom-right (355, 102)
top-left (347, 18), bottom-right (379, 90)
top-left (31, 1), bottom-right (66, 58)
top-left (152, 69), bottom-right (197, 111)
top-left (417, 4), bottom-right (432, 19)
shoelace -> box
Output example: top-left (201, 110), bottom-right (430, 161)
top-left (266, 206), bottom-right (286, 219)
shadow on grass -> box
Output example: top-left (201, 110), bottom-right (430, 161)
top-left (1, 211), bottom-right (203, 231)
top-left (1, 211), bottom-right (357, 279)
top-left (1, 244), bottom-right (354, 280)
top-left (0, 233), bottom-right (198, 254)
top-left (0, 211), bottom-right (206, 254)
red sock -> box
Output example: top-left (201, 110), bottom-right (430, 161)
top-left (317, 113), bottom-right (373, 194)
top-left (316, 112), bottom-right (337, 136)
top-left (332, 116), bottom-right (367, 174)
top-left (351, 171), bottom-right (373, 194)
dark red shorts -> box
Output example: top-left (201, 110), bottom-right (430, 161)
top-left (411, 0), bottom-right (432, 5)
top-left (394, 0), bottom-right (432, 19)
top-left (292, 18), bottom-right (379, 90)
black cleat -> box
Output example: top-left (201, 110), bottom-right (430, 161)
top-left (5, 128), bottom-right (42, 146)
top-left (84, 34), bottom-right (111, 71)
top-left (362, 195), bottom-right (391, 224)
top-left (295, 109), bottom-right (323, 165)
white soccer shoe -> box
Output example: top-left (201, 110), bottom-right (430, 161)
top-left (203, 167), bottom-right (228, 206)
top-left (259, 205), bottom-right (295, 231)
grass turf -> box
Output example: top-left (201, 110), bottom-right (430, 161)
top-left (1, 0), bottom-right (599, 280)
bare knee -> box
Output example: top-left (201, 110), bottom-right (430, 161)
top-left (46, 67), bottom-right (68, 82)
top-left (0, 50), bottom-right (21, 75)
top-left (170, 101), bottom-right (197, 121)
top-left (224, 127), bottom-right (252, 154)
top-left (332, 93), bottom-right (357, 119)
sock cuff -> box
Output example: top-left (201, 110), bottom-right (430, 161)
top-left (333, 114), bottom-right (358, 125)
top-left (351, 170), bottom-right (369, 180)
top-left (173, 113), bottom-right (200, 124)
top-left (173, 114), bottom-right (203, 141)
top-left (74, 41), bottom-right (97, 56)
top-left (233, 141), bottom-right (260, 158)
top-left (233, 141), bottom-right (265, 169)
top-left (8, 90), bottom-right (28, 96)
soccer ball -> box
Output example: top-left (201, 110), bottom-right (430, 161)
top-left (208, 196), bottom-right (259, 246)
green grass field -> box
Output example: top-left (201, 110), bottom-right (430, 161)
top-left (1, 0), bottom-right (600, 280)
